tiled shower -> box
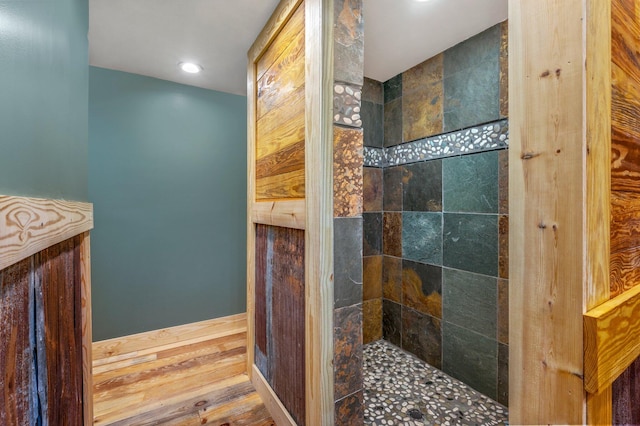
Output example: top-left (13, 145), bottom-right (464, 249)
top-left (361, 22), bottom-right (509, 406)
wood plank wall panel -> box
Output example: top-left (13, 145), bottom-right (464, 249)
top-left (36, 236), bottom-right (84, 425)
top-left (611, 0), bottom-right (640, 297)
top-left (255, 3), bottom-right (306, 200)
top-left (254, 225), bottom-right (305, 425)
top-left (613, 357), bottom-right (640, 425)
top-left (0, 258), bottom-right (33, 426)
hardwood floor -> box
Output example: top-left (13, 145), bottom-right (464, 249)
top-left (92, 314), bottom-right (275, 425)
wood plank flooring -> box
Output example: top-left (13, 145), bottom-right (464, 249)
top-left (92, 314), bottom-right (275, 425)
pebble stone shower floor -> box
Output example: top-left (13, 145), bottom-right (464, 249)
top-left (363, 340), bottom-right (509, 426)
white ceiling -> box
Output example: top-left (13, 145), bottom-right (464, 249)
top-left (89, 0), bottom-right (507, 96)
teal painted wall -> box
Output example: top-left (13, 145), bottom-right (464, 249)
top-left (0, 0), bottom-right (89, 200)
top-left (89, 67), bottom-right (247, 340)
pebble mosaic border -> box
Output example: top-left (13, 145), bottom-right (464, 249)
top-left (364, 119), bottom-right (509, 168)
top-left (334, 82), bottom-right (363, 128)
top-left (364, 340), bottom-right (508, 426)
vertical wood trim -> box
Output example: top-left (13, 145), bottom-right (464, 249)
top-left (251, 365), bottom-right (296, 426)
top-left (305, 0), bottom-right (334, 423)
top-left (508, 0), bottom-right (588, 423)
top-left (80, 232), bottom-right (93, 426)
top-left (584, 0), bottom-right (612, 423)
top-left (247, 57), bottom-right (257, 380)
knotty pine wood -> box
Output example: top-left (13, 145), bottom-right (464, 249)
top-left (92, 316), bottom-right (273, 425)
top-left (509, 0), bottom-right (603, 423)
top-left (252, 199), bottom-right (306, 230)
top-left (0, 195), bottom-right (93, 271)
top-left (611, 0), bottom-right (640, 298)
top-left (256, 89), bottom-right (305, 161)
top-left (304, 0), bottom-right (335, 422)
top-left (0, 257), bottom-right (33, 426)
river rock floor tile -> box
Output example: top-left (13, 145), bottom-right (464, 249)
top-left (363, 340), bottom-right (508, 425)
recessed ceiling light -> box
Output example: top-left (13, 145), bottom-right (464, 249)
top-left (178, 62), bottom-right (203, 74)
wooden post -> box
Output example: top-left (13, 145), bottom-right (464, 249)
top-left (509, 0), bottom-right (611, 423)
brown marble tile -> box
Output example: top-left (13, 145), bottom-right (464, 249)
top-left (402, 54), bottom-right (444, 141)
top-left (363, 298), bottom-right (382, 344)
top-left (335, 390), bottom-right (364, 425)
top-left (499, 214), bottom-right (509, 279)
top-left (402, 260), bottom-right (442, 319)
top-left (363, 167), bottom-right (383, 212)
top-left (382, 255), bottom-right (402, 303)
top-left (334, 304), bottom-right (363, 400)
top-left (498, 278), bottom-right (509, 345)
top-left (363, 255), bottom-right (382, 300)
top-left (363, 77), bottom-right (383, 104)
top-left (383, 166), bottom-right (403, 211)
top-left (499, 20), bottom-right (509, 118)
top-left (401, 307), bottom-right (442, 369)
top-left (334, 126), bottom-right (363, 217)
top-left (334, 0), bottom-right (364, 86)
top-left (499, 149), bottom-right (509, 214)
top-left (383, 212), bottom-right (402, 257)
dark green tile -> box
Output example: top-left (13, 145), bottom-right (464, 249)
top-left (334, 218), bottom-right (363, 308)
top-left (384, 98), bottom-right (402, 147)
top-left (384, 74), bottom-right (402, 103)
top-left (363, 77), bottom-right (383, 104)
top-left (401, 307), bottom-right (442, 369)
top-left (443, 213), bottom-right (498, 276)
top-left (362, 100), bottom-right (383, 148)
top-left (403, 160), bottom-right (442, 212)
top-left (443, 151), bottom-right (498, 213)
top-left (363, 213), bottom-right (382, 256)
top-left (402, 260), bottom-right (442, 318)
top-left (442, 268), bottom-right (496, 338)
top-left (383, 166), bottom-right (403, 211)
top-left (444, 24), bottom-right (501, 76)
top-left (382, 299), bottom-right (401, 346)
top-left (498, 343), bottom-right (509, 406)
top-left (402, 212), bottom-right (442, 265)
top-left (442, 321), bottom-right (497, 400)
top-left (443, 58), bottom-right (500, 132)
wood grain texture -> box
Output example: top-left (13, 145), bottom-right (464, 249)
top-left (584, 284), bottom-right (640, 394)
top-left (612, 356), bottom-right (640, 425)
top-left (36, 236), bottom-right (84, 425)
top-left (256, 87), bottom-right (305, 160)
top-left (253, 225), bottom-right (306, 425)
top-left (256, 4), bottom-right (305, 81)
top-left (0, 195), bottom-right (93, 271)
top-left (248, 0), bottom-right (304, 67)
top-left (508, 1), bottom-right (590, 423)
top-left (256, 169), bottom-right (306, 200)
top-left (587, 387), bottom-right (612, 426)
top-left (92, 319), bottom-right (274, 426)
top-left (252, 365), bottom-right (296, 426)
top-left (247, 42), bottom-right (258, 381)
top-left (585, 0), bottom-right (612, 312)
top-left (80, 232), bottom-right (93, 426)
top-left (0, 257), bottom-right (33, 426)
top-left (253, 200), bottom-right (306, 230)
top-left (305, 0), bottom-right (335, 422)
top-left (93, 313), bottom-right (246, 365)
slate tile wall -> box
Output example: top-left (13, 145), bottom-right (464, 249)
top-left (361, 21), bottom-right (509, 406)
top-left (333, 0), bottom-right (364, 423)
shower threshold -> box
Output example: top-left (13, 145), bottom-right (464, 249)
top-left (363, 340), bottom-right (508, 426)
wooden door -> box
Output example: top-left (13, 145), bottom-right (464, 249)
top-left (247, 0), bottom-right (334, 424)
